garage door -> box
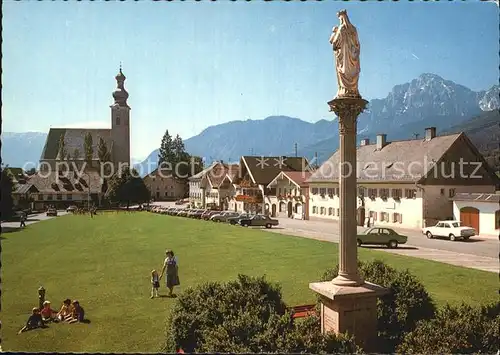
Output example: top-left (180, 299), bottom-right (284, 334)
top-left (460, 207), bottom-right (480, 234)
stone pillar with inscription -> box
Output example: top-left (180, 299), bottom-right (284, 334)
top-left (308, 10), bottom-right (387, 352)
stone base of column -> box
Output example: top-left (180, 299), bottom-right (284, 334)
top-left (332, 273), bottom-right (363, 287)
top-left (309, 281), bottom-right (387, 352)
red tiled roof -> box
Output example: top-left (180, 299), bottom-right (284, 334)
top-left (282, 171), bottom-right (312, 187)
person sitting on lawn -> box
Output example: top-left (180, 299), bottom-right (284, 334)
top-left (68, 300), bottom-right (85, 323)
top-left (56, 299), bottom-right (73, 322)
top-left (18, 307), bottom-right (44, 334)
top-left (40, 300), bottom-right (59, 323)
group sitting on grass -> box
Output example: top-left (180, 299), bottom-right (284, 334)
top-left (18, 299), bottom-right (85, 334)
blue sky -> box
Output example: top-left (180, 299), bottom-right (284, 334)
top-left (3, 0), bottom-right (498, 160)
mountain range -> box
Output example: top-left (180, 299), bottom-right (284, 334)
top-left (2, 73), bottom-right (498, 174)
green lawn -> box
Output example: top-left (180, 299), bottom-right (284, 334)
top-left (1, 212), bottom-right (497, 352)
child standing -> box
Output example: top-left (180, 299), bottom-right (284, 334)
top-left (151, 269), bottom-right (160, 298)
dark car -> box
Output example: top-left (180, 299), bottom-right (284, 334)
top-left (228, 213), bottom-right (252, 225)
top-left (356, 227), bottom-right (408, 248)
top-left (192, 210), bottom-right (206, 219)
top-left (202, 210), bottom-right (219, 220)
top-left (238, 215), bottom-right (279, 228)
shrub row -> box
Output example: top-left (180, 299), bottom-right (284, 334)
top-left (164, 261), bottom-right (498, 354)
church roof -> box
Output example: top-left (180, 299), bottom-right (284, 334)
top-left (28, 169), bottom-right (103, 194)
top-left (40, 128), bottom-right (113, 161)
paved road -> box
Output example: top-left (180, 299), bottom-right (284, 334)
top-left (1, 211), bottom-right (68, 232)
top-left (265, 217), bottom-right (498, 273)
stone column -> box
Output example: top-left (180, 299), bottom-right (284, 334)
top-left (309, 97), bottom-right (387, 352)
top-left (329, 98), bottom-right (367, 286)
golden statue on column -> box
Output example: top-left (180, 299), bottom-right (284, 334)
top-left (329, 10), bottom-right (361, 99)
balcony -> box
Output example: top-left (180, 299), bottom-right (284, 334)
top-left (235, 194), bottom-right (263, 203)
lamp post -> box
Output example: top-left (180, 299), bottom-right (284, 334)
top-left (38, 286), bottom-right (45, 310)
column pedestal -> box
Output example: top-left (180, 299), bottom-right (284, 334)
top-left (309, 281), bottom-right (387, 352)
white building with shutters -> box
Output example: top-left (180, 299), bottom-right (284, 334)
top-left (307, 128), bottom-right (499, 229)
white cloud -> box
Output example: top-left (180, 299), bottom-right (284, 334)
top-left (56, 120), bottom-right (110, 129)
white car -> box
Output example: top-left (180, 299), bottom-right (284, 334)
top-left (422, 220), bottom-right (475, 241)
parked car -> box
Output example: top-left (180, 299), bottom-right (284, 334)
top-left (422, 220), bottom-right (475, 241)
top-left (201, 210), bottom-right (219, 220)
top-left (238, 215), bottom-right (279, 228)
top-left (356, 227), bottom-right (407, 248)
top-left (46, 208), bottom-right (58, 217)
top-left (192, 210), bottom-right (206, 219)
top-left (211, 211), bottom-right (239, 223)
top-left (228, 213), bottom-right (252, 225)
top-left (66, 205), bottom-right (78, 213)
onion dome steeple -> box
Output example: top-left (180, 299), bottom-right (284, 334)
top-left (112, 63), bottom-right (129, 107)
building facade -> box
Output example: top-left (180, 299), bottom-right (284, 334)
top-left (143, 169), bottom-right (187, 201)
top-left (227, 156), bottom-right (311, 214)
top-left (307, 128), bottom-right (499, 229)
top-left (266, 171), bottom-right (311, 218)
top-left (453, 193), bottom-right (500, 237)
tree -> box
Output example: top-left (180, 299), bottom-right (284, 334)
top-left (1, 167), bottom-right (16, 217)
top-left (97, 137), bottom-right (112, 175)
top-left (158, 130), bottom-right (174, 171)
top-left (58, 134), bottom-right (67, 160)
top-left (83, 132), bottom-right (93, 166)
top-left (190, 155), bottom-right (204, 176)
top-left (72, 148), bottom-right (81, 160)
top-left (105, 166), bottom-right (150, 209)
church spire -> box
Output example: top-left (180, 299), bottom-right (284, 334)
top-left (112, 64), bottom-right (129, 107)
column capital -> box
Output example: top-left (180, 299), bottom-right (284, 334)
top-left (328, 97), bottom-right (368, 118)
top-left (328, 98), bottom-right (368, 136)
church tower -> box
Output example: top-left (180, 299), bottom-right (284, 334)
top-left (110, 65), bottom-right (131, 169)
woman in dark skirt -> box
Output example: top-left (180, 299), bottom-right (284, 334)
top-left (160, 249), bottom-right (180, 297)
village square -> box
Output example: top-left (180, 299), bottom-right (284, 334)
top-left (1, 2), bottom-right (499, 354)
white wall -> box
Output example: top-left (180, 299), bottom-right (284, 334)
top-left (423, 185), bottom-right (496, 227)
top-left (453, 200), bottom-right (499, 236)
top-left (308, 183), bottom-right (424, 229)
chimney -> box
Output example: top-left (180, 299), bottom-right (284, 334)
top-left (376, 134), bottom-right (387, 150)
top-left (425, 127), bottom-right (436, 141)
top-left (360, 138), bottom-right (370, 146)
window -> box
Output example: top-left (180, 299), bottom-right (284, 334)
top-left (116, 116), bottom-right (121, 125)
top-left (47, 195), bottom-right (53, 201)
top-left (405, 189), bottom-right (417, 199)
top-left (380, 189), bottom-right (389, 200)
top-left (165, 192), bottom-right (168, 197)
top-left (335, 187), bottom-right (339, 196)
top-left (38, 194), bottom-right (43, 201)
top-left (391, 189), bottom-right (402, 200)
top-left (358, 187), bottom-right (366, 197)
top-left (328, 207), bottom-right (333, 215)
top-left (336, 208), bottom-right (340, 217)
top-left (393, 213), bottom-right (402, 223)
top-left (495, 210), bottom-right (500, 230)
top-left (440, 188), bottom-right (445, 196)
top-left (380, 212), bottom-right (389, 222)
top-left (319, 188), bottom-right (326, 196)
top-left (320, 207), bottom-right (325, 215)
top-left (311, 188), bottom-right (318, 195)
top-left (448, 188), bottom-right (456, 198)
top-left (67, 194), bottom-right (72, 200)
top-left (370, 211), bottom-right (377, 221)
top-left (56, 194), bottom-right (62, 200)
top-left (327, 188), bottom-right (334, 197)
top-left (368, 188), bottom-right (378, 199)
top-left (312, 206), bottom-right (317, 214)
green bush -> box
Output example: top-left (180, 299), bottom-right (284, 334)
top-left (164, 274), bottom-right (359, 353)
top-left (398, 302), bottom-right (499, 354)
top-left (320, 260), bottom-right (436, 353)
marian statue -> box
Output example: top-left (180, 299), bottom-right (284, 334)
top-left (329, 10), bottom-right (361, 99)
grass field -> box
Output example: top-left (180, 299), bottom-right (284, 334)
top-left (1, 212), bottom-right (497, 352)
